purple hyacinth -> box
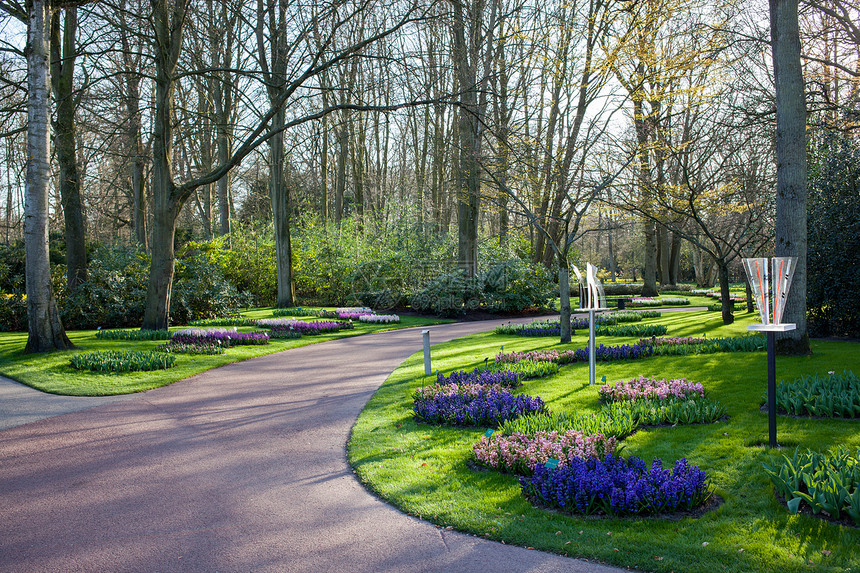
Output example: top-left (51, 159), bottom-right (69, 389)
top-left (413, 383), bottom-right (546, 427)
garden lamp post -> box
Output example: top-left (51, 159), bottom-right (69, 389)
top-left (742, 257), bottom-right (797, 448)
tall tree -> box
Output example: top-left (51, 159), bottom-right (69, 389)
top-left (20, 0), bottom-right (74, 351)
top-left (770, 0), bottom-right (810, 353)
top-left (50, 7), bottom-right (87, 290)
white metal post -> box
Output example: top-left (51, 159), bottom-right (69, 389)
top-left (422, 330), bottom-right (431, 376)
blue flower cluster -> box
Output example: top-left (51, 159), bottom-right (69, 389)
top-left (517, 327), bottom-right (561, 337)
top-left (413, 388), bottom-right (546, 427)
top-left (520, 454), bottom-right (711, 516)
top-left (577, 343), bottom-right (654, 362)
top-left (438, 368), bottom-right (520, 388)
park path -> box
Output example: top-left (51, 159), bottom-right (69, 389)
top-left (0, 318), bottom-right (624, 573)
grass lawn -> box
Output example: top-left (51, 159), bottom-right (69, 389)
top-left (0, 308), bottom-right (450, 396)
top-left (349, 309), bottom-right (860, 573)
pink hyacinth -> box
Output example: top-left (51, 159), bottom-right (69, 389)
top-left (472, 429), bottom-right (618, 475)
top-left (599, 374), bottom-right (704, 402)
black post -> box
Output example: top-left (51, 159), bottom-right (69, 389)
top-left (767, 331), bottom-right (777, 448)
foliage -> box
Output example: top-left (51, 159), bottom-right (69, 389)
top-left (807, 130), bottom-right (860, 338)
top-left (0, 294), bottom-right (27, 332)
top-left (272, 307), bottom-right (320, 317)
top-left (69, 350), bottom-right (176, 373)
top-left (95, 329), bottom-right (172, 341)
top-left (773, 370), bottom-right (860, 418)
top-left (188, 317), bottom-right (258, 327)
top-left (412, 382), bottom-right (547, 427)
top-left (520, 455), bottom-right (711, 516)
top-left (644, 334), bottom-right (766, 355)
top-left (601, 397), bottom-right (727, 426)
top-left (472, 430), bottom-right (618, 475)
top-left (498, 410), bottom-right (637, 440)
top-left (55, 244), bottom-right (251, 330)
top-left (596, 323), bottom-right (668, 337)
top-left (602, 284), bottom-right (643, 296)
top-left (409, 270), bottom-right (483, 316)
top-left (763, 446), bottom-right (860, 525)
top-left (599, 375), bottom-right (705, 402)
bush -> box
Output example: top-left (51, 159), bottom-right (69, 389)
top-left (412, 382), bottom-right (547, 427)
top-left (521, 455), bottom-right (711, 516)
top-left (0, 294), bottom-right (27, 332)
top-left (773, 370), bottom-right (860, 418)
top-left (807, 129), bottom-right (860, 338)
top-left (498, 410), bottom-right (637, 440)
top-left (601, 397), bottom-right (727, 426)
top-left (603, 284), bottom-right (643, 296)
top-left (410, 270), bottom-right (482, 316)
top-left (596, 323), bottom-right (668, 337)
top-left (473, 430), bottom-right (618, 475)
top-left (69, 350), bottom-right (176, 372)
top-left (95, 329), bottom-right (172, 341)
top-left (763, 446), bottom-right (860, 524)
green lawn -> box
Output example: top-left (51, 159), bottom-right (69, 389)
top-left (348, 309), bottom-right (860, 573)
top-left (0, 308), bottom-right (450, 396)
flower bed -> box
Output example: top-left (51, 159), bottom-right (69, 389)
top-left (172, 328), bottom-right (270, 346)
top-left (642, 334), bottom-right (765, 355)
top-left (498, 410), bottom-right (637, 440)
top-left (495, 343), bottom-right (654, 365)
top-left (520, 455), bottom-right (711, 516)
top-left (413, 382), bottom-right (546, 427)
top-left (358, 313), bottom-right (400, 323)
top-left (271, 320), bottom-right (352, 336)
top-left (596, 323), bottom-right (668, 337)
top-left (257, 318), bottom-right (297, 328)
top-left (763, 446), bottom-right (860, 525)
top-left (156, 341), bottom-right (224, 355)
top-left (601, 396), bottom-right (727, 426)
top-left (599, 375), bottom-right (705, 402)
top-left (473, 430), bottom-right (618, 475)
top-left (338, 311), bottom-right (375, 319)
top-left (773, 370), bottom-right (859, 418)
top-left (628, 297), bottom-right (663, 307)
top-left (70, 350), bottom-right (176, 373)
top-left (336, 307), bottom-right (373, 314)
top-left (95, 328), bottom-right (172, 341)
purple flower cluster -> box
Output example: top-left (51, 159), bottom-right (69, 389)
top-left (517, 327), bottom-right (561, 337)
top-left (271, 320), bottom-right (351, 336)
top-left (599, 374), bottom-right (705, 402)
top-left (438, 368), bottom-right (520, 388)
top-left (337, 311), bottom-right (374, 320)
top-left (413, 383), bottom-right (546, 427)
top-left (520, 455), bottom-right (711, 516)
top-left (171, 328), bottom-right (270, 347)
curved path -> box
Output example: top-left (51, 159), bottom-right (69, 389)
top-left (0, 319), bottom-right (624, 573)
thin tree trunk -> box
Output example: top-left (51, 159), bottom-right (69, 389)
top-left (50, 8), bottom-right (86, 291)
top-left (770, 0), bottom-right (810, 354)
top-left (270, 110), bottom-right (295, 307)
top-left (718, 259), bottom-right (734, 325)
top-left (559, 261), bottom-right (572, 344)
top-left (24, 0), bottom-right (73, 352)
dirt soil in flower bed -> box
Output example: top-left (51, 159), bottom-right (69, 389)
top-left (773, 493), bottom-right (860, 530)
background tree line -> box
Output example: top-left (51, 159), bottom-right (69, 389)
top-left (0, 0), bottom-right (857, 351)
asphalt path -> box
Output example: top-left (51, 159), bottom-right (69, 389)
top-left (0, 318), bottom-right (626, 573)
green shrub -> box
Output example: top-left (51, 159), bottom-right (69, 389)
top-left (95, 329), bottom-right (172, 341)
top-left (69, 350), bottom-right (176, 373)
top-left (272, 307), bottom-right (320, 317)
top-left (807, 129), bottom-right (860, 338)
top-left (763, 446), bottom-right (860, 524)
top-left (478, 260), bottom-right (555, 312)
top-left (601, 397), bottom-right (727, 426)
top-left (498, 410), bottom-right (637, 440)
top-left (773, 370), bottom-right (860, 418)
top-left (0, 293), bottom-right (27, 332)
top-left (410, 270), bottom-right (482, 316)
top-left (483, 359), bottom-right (559, 381)
top-left (603, 284), bottom-right (643, 296)
top-left (597, 323), bottom-right (668, 337)
top-left (188, 317), bottom-right (258, 327)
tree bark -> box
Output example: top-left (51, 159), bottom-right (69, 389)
top-left (718, 259), bottom-right (734, 325)
top-left (559, 261), bottom-right (572, 344)
top-left (269, 110), bottom-right (295, 307)
top-left (770, 0), bottom-right (810, 354)
top-left (50, 8), bottom-right (86, 291)
top-left (24, 0), bottom-right (74, 352)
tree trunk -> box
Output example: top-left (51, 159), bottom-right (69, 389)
top-left (642, 219), bottom-right (658, 296)
top-left (770, 0), bottom-right (810, 354)
top-left (269, 110), bottom-right (295, 308)
top-left (143, 202), bottom-right (178, 330)
top-left (718, 259), bottom-right (734, 325)
top-left (24, 0), bottom-right (73, 352)
top-left (669, 232), bottom-right (681, 285)
top-left (50, 8), bottom-right (86, 291)
top-left (559, 261), bottom-right (572, 344)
